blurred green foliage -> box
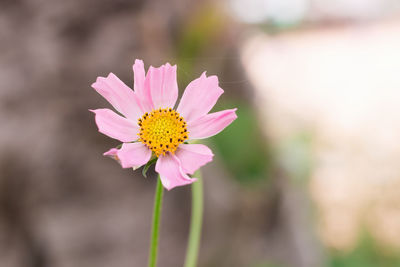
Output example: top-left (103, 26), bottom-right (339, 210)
top-left (329, 234), bottom-right (400, 267)
top-left (175, 5), bottom-right (224, 86)
top-left (210, 101), bottom-right (271, 185)
top-left (277, 132), bottom-right (312, 184)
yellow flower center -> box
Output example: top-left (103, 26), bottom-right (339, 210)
top-left (138, 108), bottom-right (188, 157)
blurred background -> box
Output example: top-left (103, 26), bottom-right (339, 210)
top-left (2, 0), bottom-right (400, 266)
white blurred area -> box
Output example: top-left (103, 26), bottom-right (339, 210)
top-left (238, 3), bottom-right (400, 251)
top-left (230, 0), bottom-right (400, 24)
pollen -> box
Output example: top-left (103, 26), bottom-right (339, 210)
top-left (138, 108), bottom-right (188, 157)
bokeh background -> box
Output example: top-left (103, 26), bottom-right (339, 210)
top-left (2, 0), bottom-right (400, 266)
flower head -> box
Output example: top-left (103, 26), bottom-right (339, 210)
top-left (90, 60), bottom-right (237, 190)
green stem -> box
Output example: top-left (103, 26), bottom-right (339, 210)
top-left (184, 170), bottom-right (203, 267)
top-left (148, 176), bottom-right (164, 267)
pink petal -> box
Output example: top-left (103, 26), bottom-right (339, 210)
top-left (187, 108), bottom-right (237, 139)
top-left (103, 148), bottom-right (121, 164)
top-left (145, 63), bottom-right (178, 109)
top-left (90, 109), bottom-right (139, 142)
top-left (103, 148), bottom-right (118, 157)
top-left (155, 153), bottom-right (197, 190)
top-left (117, 142), bottom-right (152, 169)
top-left (133, 59), bottom-right (153, 112)
top-left (175, 144), bottom-right (214, 175)
top-left (91, 73), bottom-right (142, 121)
top-left (177, 72), bottom-right (224, 123)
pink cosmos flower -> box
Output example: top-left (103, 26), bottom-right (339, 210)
top-left (90, 60), bottom-right (237, 190)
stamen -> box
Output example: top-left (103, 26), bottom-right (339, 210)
top-left (137, 108), bottom-right (189, 156)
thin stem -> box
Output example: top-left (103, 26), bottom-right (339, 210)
top-left (148, 176), bottom-right (164, 267)
top-left (184, 170), bottom-right (203, 267)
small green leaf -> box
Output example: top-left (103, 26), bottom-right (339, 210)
top-left (142, 157), bottom-right (157, 178)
